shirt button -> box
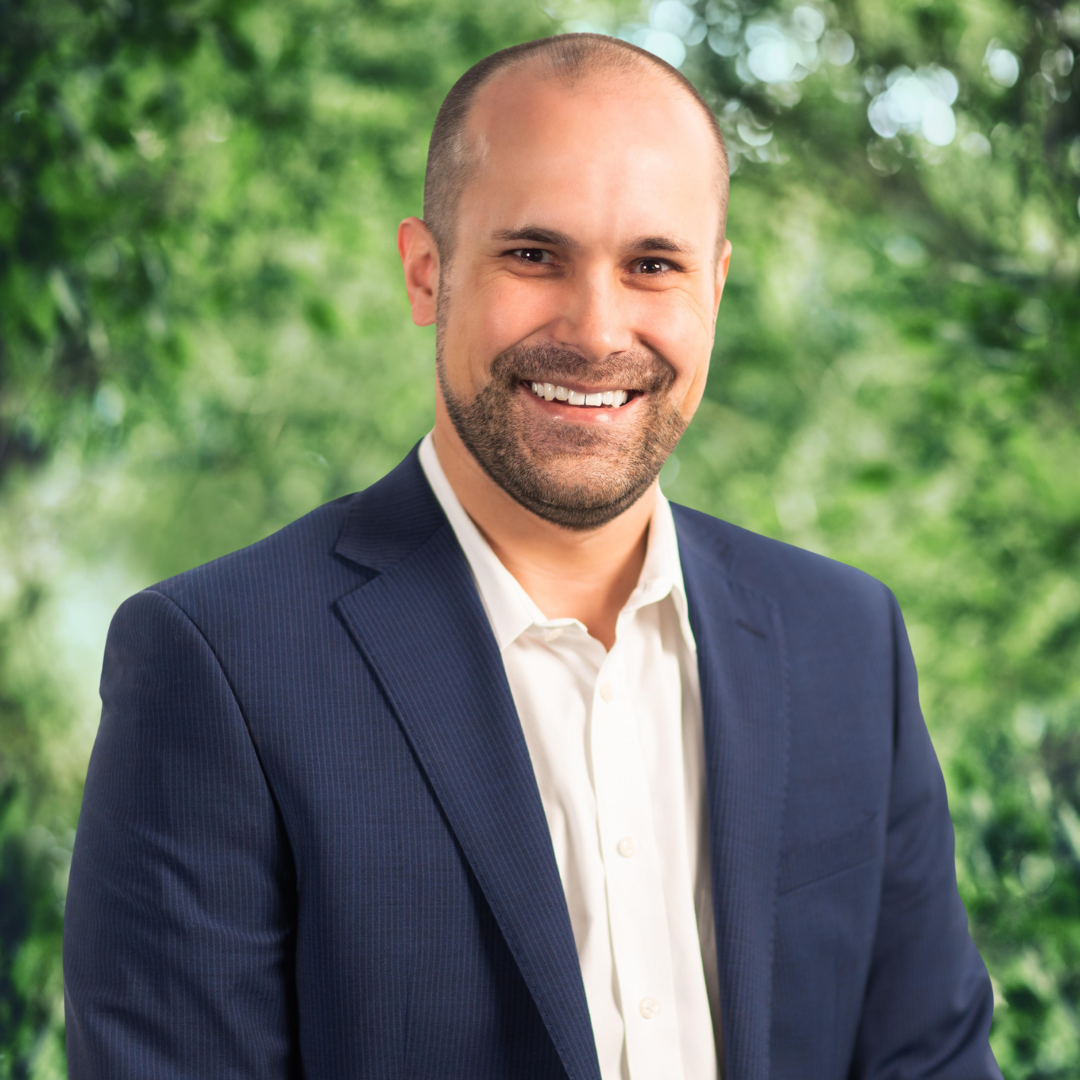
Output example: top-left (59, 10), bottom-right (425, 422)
top-left (543, 628), bottom-right (563, 642)
top-left (639, 996), bottom-right (661, 1019)
top-left (599, 682), bottom-right (615, 703)
top-left (616, 836), bottom-right (637, 858)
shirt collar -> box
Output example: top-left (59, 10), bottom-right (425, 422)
top-left (418, 431), bottom-right (696, 655)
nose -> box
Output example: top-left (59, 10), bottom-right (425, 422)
top-left (552, 266), bottom-right (635, 362)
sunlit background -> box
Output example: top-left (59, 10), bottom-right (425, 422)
top-left (2, 0), bottom-right (1078, 1074)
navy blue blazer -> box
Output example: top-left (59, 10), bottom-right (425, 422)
top-left (64, 446), bottom-right (999, 1079)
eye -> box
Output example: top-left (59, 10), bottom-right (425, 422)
top-left (632, 257), bottom-right (673, 275)
top-left (510, 248), bottom-right (555, 264)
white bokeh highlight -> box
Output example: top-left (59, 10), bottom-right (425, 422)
top-left (633, 27), bottom-right (687, 68)
top-left (868, 65), bottom-right (960, 146)
top-left (986, 44), bottom-right (1021, 87)
top-left (743, 13), bottom-right (825, 84)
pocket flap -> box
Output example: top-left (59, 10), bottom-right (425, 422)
top-left (778, 814), bottom-right (881, 895)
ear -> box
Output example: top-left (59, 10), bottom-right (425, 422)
top-left (712, 238), bottom-right (732, 321)
top-left (398, 217), bottom-right (440, 327)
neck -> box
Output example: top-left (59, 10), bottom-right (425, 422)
top-left (432, 408), bottom-right (655, 651)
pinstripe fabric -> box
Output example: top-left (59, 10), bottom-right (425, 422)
top-left (334, 525), bottom-right (598, 1079)
top-left (677, 534), bottom-right (790, 1080)
top-left (674, 506), bottom-right (999, 1079)
top-left (64, 446), bottom-right (999, 1079)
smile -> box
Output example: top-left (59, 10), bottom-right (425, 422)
top-left (528, 382), bottom-right (631, 408)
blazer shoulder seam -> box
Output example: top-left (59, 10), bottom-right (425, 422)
top-left (142, 587), bottom-right (271, 788)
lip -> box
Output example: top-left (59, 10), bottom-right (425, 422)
top-left (517, 380), bottom-right (641, 423)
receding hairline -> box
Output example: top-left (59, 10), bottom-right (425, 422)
top-left (423, 34), bottom-right (729, 262)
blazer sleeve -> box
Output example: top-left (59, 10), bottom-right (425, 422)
top-left (63, 588), bottom-right (299, 1079)
top-left (850, 589), bottom-right (1001, 1078)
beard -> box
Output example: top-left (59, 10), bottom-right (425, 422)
top-left (437, 339), bottom-right (687, 531)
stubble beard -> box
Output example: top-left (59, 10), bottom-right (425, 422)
top-left (437, 335), bottom-right (687, 531)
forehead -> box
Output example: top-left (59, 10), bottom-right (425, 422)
top-left (459, 64), bottom-right (721, 247)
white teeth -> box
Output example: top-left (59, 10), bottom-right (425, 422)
top-left (529, 383), bottom-right (632, 407)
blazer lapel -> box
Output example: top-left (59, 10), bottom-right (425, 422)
top-left (333, 451), bottom-right (601, 1080)
top-left (674, 508), bottom-right (791, 1080)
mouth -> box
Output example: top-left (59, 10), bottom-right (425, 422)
top-left (525, 381), bottom-right (637, 409)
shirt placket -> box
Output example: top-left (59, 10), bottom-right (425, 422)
top-left (590, 625), bottom-right (686, 1080)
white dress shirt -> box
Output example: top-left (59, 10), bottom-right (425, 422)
top-left (419, 433), bottom-right (722, 1080)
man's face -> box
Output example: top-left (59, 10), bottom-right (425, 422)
top-left (426, 68), bottom-right (730, 529)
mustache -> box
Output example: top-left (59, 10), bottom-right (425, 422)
top-left (490, 341), bottom-right (677, 394)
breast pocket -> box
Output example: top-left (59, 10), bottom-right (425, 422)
top-left (778, 814), bottom-right (881, 895)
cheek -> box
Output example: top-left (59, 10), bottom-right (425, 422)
top-left (637, 294), bottom-right (714, 406)
top-left (445, 278), bottom-right (553, 382)
top-left (678, 357), bottom-right (711, 419)
top-left (669, 355), bottom-right (710, 421)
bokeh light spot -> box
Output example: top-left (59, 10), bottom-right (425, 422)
top-left (986, 45), bottom-right (1020, 87)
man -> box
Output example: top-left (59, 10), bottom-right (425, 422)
top-left (64, 34), bottom-right (1000, 1080)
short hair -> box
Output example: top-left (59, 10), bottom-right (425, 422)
top-left (423, 33), bottom-right (729, 263)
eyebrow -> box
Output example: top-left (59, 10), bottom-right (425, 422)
top-left (492, 227), bottom-right (578, 248)
top-left (491, 227), bottom-right (698, 256)
top-left (625, 236), bottom-right (698, 255)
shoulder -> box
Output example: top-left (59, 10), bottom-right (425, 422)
top-left (126, 494), bottom-right (366, 634)
top-left (671, 503), bottom-right (895, 629)
top-left (113, 447), bottom-right (442, 647)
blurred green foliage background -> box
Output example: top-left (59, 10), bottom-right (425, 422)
top-left (1, 0), bottom-right (1078, 1074)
